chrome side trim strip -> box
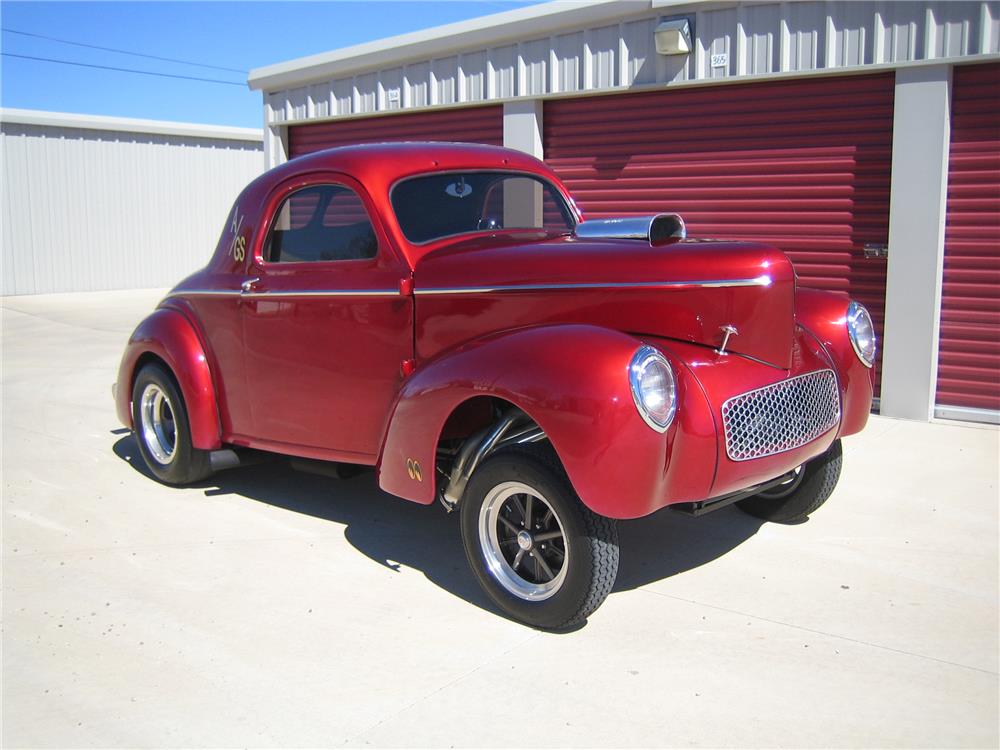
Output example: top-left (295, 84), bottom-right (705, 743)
top-left (414, 275), bottom-right (771, 296)
top-left (171, 276), bottom-right (771, 299)
top-left (168, 290), bottom-right (242, 297)
top-left (169, 289), bottom-right (399, 298)
top-left (242, 289), bottom-right (399, 298)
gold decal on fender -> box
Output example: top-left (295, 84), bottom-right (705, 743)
top-left (228, 207), bottom-right (246, 263)
top-left (406, 458), bottom-right (423, 482)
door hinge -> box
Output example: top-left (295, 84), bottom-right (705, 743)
top-left (863, 243), bottom-right (888, 259)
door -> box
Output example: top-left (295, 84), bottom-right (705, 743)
top-left (288, 104), bottom-right (503, 157)
top-left (936, 61), bottom-right (1000, 423)
top-left (544, 73), bottom-right (894, 395)
top-left (240, 174), bottom-right (412, 460)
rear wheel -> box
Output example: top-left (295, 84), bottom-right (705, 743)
top-left (460, 446), bottom-right (619, 629)
top-left (737, 440), bottom-right (843, 523)
top-left (132, 363), bottom-right (212, 485)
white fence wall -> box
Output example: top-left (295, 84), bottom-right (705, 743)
top-left (1, 110), bottom-right (263, 296)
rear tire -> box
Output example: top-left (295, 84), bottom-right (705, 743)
top-left (460, 445), bottom-right (619, 629)
top-left (131, 363), bottom-right (212, 485)
top-left (737, 440), bottom-right (843, 523)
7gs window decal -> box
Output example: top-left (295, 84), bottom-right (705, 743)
top-left (228, 206), bottom-right (247, 263)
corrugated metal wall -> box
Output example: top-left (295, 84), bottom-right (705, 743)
top-left (288, 105), bottom-right (502, 157)
top-left (545, 73), bottom-right (894, 393)
top-left (936, 62), bottom-right (1000, 414)
top-left (262, 1), bottom-right (999, 131)
top-left (1, 122), bottom-right (263, 295)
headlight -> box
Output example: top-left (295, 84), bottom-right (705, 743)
top-left (846, 300), bottom-right (877, 368)
top-left (629, 345), bottom-right (677, 432)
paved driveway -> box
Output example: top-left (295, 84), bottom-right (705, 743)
top-left (2, 290), bottom-right (997, 748)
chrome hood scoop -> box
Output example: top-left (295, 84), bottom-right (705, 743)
top-left (574, 213), bottom-right (686, 245)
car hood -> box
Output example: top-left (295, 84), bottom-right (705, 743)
top-left (413, 234), bottom-right (797, 368)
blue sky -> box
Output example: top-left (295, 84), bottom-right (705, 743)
top-left (0, 1), bottom-right (542, 128)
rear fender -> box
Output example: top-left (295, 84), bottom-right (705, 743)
top-left (377, 324), bottom-right (717, 519)
top-left (115, 307), bottom-right (222, 450)
top-left (796, 288), bottom-right (875, 437)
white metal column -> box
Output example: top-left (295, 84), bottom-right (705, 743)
top-left (880, 65), bottom-right (953, 421)
top-left (263, 124), bottom-right (289, 170)
top-left (503, 100), bottom-right (543, 159)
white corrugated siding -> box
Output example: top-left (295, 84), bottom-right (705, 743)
top-left (262, 0), bottom-right (1000, 128)
top-left (1, 122), bottom-right (262, 295)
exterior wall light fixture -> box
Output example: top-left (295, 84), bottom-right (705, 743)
top-left (654, 18), bottom-right (693, 55)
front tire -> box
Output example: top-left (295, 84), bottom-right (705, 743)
top-left (460, 446), bottom-right (619, 629)
top-left (131, 363), bottom-right (212, 485)
top-left (737, 439), bottom-right (843, 523)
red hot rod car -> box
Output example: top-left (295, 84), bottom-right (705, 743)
top-left (115, 142), bottom-right (875, 628)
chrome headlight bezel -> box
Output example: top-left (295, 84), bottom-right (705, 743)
top-left (628, 345), bottom-right (677, 432)
top-left (846, 300), bottom-right (877, 368)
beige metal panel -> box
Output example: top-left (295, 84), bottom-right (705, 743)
top-left (379, 67), bottom-right (403, 111)
top-left (739, 3), bottom-right (780, 75)
top-left (588, 24), bottom-right (619, 88)
top-left (405, 62), bottom-right (430, 107)
top-left (697, 5), bottom-right (738, 79)
top-left (260, 1), bottom-right (1000, 130)
top-left (461, 51), bottom-right (488, 102)
top-left (0, 121), bottom-right (263, 296)
top-left (354, 72), bottom-right (378, 113)
top-left (490, 45), bottom-right (518, 98)
top-left (310, 83), bottom-right (331, 119)
top-left (623, 16), bottom-right (657, 85)
top-left (432, 57), bottom-right (459, 105)
top-left (553, 31), bottom-right (584, 92)
top-left (521, 38), bottom-right (550, 96)
top-left (332, 79), bottom-right (353, 116)
top-left (286, 86), bottom-right (309, 121)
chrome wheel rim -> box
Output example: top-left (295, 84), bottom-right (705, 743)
top-left (759, 465), bottom-right (804, 500)
top-left (478, 481), bottom-right (568, 601)
top-left (139, 383), bottom-right (177, 465)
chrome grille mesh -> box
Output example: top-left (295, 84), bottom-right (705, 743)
top-left (722, 370), bottom-right (840, 462)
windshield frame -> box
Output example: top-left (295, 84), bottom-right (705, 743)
top-left (388, 169), bottom-right (579, 247)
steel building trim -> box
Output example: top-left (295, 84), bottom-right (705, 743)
top-left (248, 0), bottom-right (640, 91)
top-left (265, 54), bottom-right (999, 130)
top-left (0, 108), bottom-right (263, 142)
top-left (255, 1), bottom-right (1000, 128)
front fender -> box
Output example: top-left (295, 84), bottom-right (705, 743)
top-left (377, 324), bottom-right (717, 519)
top-left (796, 288), bottom-right (875, 438)
top-left (115, 307), bottom-right (222, 451)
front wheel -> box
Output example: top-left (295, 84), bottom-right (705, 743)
top-left (737, 439), bottom-right (843, 523)
top-left (460, 446), bottom-right (619, 629)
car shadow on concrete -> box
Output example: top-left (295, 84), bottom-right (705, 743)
top-left (113, 433), bottom-right (764, 626)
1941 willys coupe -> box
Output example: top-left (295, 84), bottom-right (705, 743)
top-left (115, 142), bottom-right (875, 629)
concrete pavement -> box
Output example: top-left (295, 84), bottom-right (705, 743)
top-left (2, 289), bottom-right (997, 748)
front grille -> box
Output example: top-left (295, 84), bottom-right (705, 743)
top-left (722, 370), bottom-right (841, 462)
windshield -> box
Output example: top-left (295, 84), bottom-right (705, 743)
top-left (391, 172), bottom-right (576, 244)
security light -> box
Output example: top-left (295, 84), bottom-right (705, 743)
top-left (655, 18), bottom-right (692, 55)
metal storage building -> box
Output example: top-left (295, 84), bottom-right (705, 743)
top-left (0, 109), bottom-right (263, 296)
top-left (248, 0), bottom-right (1000, 424)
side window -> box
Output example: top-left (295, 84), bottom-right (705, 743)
top-left (266, 184), bottom-right (378, 263)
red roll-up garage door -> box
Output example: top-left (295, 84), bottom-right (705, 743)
top-left (545, 73), bottom-right (894, 394)
top-left (936, 62), bottom-right (1000, 421)
top-left (288, 105), bottom-right (503, 158)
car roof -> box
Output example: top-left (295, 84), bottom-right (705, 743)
top-left (253, 141), bottom-right (553, 195)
